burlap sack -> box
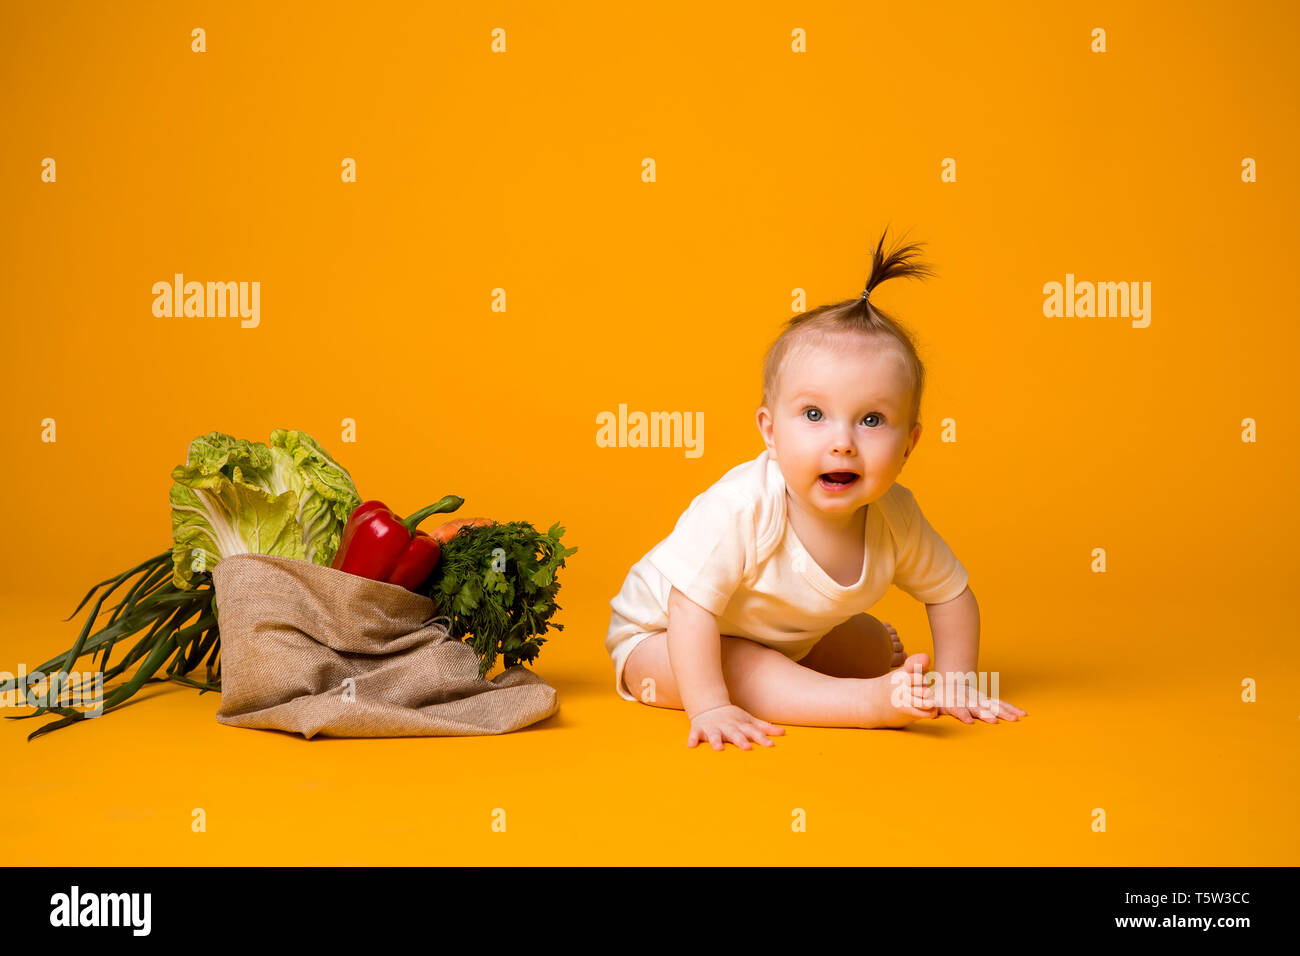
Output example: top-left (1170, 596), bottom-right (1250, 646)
top-left (211, 553), bottom-right (559, 738)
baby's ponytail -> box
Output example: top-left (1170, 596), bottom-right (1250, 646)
top-left (858, 225), bottom-right (937, 314)
top-left (760, 226), bottom-right (934, 428)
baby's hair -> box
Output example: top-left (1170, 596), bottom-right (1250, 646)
top-left (760, 225), bottom-right (936, 429)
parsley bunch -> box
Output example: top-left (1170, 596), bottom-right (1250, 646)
top-left (420, 521), bottom-right (577, 679)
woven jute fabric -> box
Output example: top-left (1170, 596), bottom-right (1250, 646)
top-left (211, 553), bottom-right (558, 738)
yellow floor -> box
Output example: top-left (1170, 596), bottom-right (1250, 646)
top-left (3, 575), bottom-right (1295, 866)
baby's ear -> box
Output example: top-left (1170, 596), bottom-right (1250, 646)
top-left (903, 422), bottom-right (923, 459)
top-left (755, 406), bottom-right (774, 447)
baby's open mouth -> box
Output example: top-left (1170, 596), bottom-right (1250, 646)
top-left (819, 472), bottom-right (859, 487)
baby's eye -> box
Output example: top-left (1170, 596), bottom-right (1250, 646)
top-left (862, 413), bottom-right (882, 427)
top-left (802, 407), bottom-right (822, 422)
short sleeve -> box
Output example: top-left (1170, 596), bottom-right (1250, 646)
top-left (646, 489), bottom-right (753, 617)
top-left (891, 489), bottom-right (969, 604)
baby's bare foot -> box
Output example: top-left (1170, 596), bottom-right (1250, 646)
top-left (881, 620), bottom-right (905, 668)
top-left (856, 652), bottom-right (937, 729)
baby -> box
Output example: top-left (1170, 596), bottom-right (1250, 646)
top-left (605, 229), bottom-right (1026, 750)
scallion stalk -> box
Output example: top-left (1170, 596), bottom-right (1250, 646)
top-left (1, 550), bottom-right (218, 741)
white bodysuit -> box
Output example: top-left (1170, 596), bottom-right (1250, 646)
top-left (605, 450), bottom-right (970, 702)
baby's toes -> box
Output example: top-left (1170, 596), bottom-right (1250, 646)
top-left (897, 678), bottom-right (933, 712)
top-left (881, 621), bottom-right (906, 666)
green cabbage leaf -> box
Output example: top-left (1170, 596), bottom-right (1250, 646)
top-left (168, 430), bottom-right (361, 589)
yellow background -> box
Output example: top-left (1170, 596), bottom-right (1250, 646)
top-left (2, 0), bottom-right (1297, 865)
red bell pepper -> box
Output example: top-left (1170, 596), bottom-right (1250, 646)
top-left (332, 495), bottom-right (464, 591)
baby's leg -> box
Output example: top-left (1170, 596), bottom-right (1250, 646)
top-left (798, 613), bottom-right (906, 679)
top-left (623, 631), bottom-right (935, 729)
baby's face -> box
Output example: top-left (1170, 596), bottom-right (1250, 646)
top-left (756, 337), bottom-right (921, 525)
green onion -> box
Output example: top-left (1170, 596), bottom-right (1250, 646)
top-left (1, 550), bottom-right (217, 741)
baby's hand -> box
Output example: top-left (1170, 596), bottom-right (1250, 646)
top-left (937, 688), bottom-right (1027, 725)
top-left (687, 703), bottom-right (786, 751)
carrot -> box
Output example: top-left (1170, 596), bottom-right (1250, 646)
top-left (429, 517), bottom-right (495, 545)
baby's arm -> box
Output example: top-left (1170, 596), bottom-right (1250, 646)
top-left (925, 584), bottom-right (1026, 723)
top-left (926, 584), bottom-right (979, 678)
top-left (666, 587), bottom-right (785, 749)
top-left (666, 586), bottom-right (730, 717)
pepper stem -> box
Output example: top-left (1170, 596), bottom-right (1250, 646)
top-left (401, 495), bottom-right (465, 532)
